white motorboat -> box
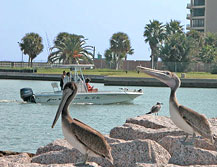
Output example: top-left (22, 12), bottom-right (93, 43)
top-left (20, 64), bottom-right (143, 104)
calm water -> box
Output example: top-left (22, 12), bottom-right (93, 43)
top-left (0, 79), bottom-right (217, 153)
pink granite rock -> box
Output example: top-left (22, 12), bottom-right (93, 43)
top-left (126, 115), bottom-right (177, 129)
top-left (110, 122), bottom-right (187, 141)
top-left (209, 118), bottom-right (217, 135)
top-left (0, 153), bottom-right (31, 164)
top-left (89, 138), bottom-right (171, 167)
top-left (32, 149), bottom-right (83, 164)
top-left (2, 115), bottom-right (217, 167)
top-left (32, 138), bottom-right (170, 167)
top-left (36, 139), bottom-right (72, 155)
top-left (0, 160), bottom-right (100, 167)
top-left (109, 139), bottom-right (170, 167)
top-left (159, 135), bottom-right (217, 166)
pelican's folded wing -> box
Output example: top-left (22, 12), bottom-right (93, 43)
top-left (179, 105), bottom-right (213, 139)
top-left (71, 119), bottom-right (111, 157)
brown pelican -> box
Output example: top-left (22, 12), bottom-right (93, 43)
top-left (146, 102), bottom-right (163, 115)
top-left (137, 66), bottom-right (215, 144)
top-left (51, 82), bottom-right (113, 165)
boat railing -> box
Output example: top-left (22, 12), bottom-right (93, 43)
top-left (76, 80), bottom-right (88, 93)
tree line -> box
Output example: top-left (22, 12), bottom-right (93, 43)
top-left (19, 20), bottom-right (217, 72)
top-left (144, 20), bottom-right (217, 72)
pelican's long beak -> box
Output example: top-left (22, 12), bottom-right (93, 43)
top-left (51, 88), bottom-right (73, 128)
top-left (137, 66), bottom-right (174, 88)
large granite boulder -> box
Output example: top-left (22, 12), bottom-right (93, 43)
top-left (109, 139), bottom-right (170, 167)
top-left (126, 115), bottom-right (177, 129)
top-left (0, 153), bottom-right (31, 164)
top-left (32, 149), bottom-right (84, 165)
top-left (32, 137), bottom-right (170, 167)
top-left (0, 147), bottom-right (100, 167)
top-left (36, 139), bottom-right (73, 155)
top-left (159, 135), bottom-right (217, 166)
top-left (110, 122), bottom-right (187, 141)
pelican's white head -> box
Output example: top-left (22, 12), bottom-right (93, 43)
top-left (51, 82), bottom-right (77, 128)
top-left (137, 66), bottom-right (181, 91)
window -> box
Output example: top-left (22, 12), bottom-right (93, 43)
top-left (192, 8), bottom-right (205, 17)
top-left (194, 0), bottom-right (205, 6)
top-left (192, 19), bottom-right (204, 27)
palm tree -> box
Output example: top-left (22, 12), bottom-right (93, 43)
top-left (48, 33), bottom-right (93, 64)
top-left (19, 33), bottom-right (44, 67)
top-left (165, 20), bottom-right (184, 35)
top-left (144, 20), bottom-right (166, 69)
top-left (198, 32), bottom-right (217, 63)
top-left (110, 32), bottom-right (134, 70)
top-left (159, 33), bottom-right (192, 72)
top-left (104, 49), bottom-right (117, 69)
top-left (204, 32), bottom-right (217, 47)
top-left (186, 30), bottom-right (204, 62)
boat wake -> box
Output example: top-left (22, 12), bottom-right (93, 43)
top-left (0, 100), bottom-right (26, 104)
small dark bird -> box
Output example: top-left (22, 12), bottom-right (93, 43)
top-left (51, 82), bottom-right (113, 165)
top-left (146, 102), bottom-right (163, 115)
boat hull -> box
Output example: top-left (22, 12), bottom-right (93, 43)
top-left (34, 91), bottom-right (143, 104)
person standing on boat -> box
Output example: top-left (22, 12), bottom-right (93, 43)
top-left (85, 78), bottom-right (98, 92)
top-left (63, 72), bottom-right (71, 88)
top-left (60, 71), bottom-right (66, 90)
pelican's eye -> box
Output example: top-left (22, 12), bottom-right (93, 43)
top-left (165, 71), bottom-right (170, 75)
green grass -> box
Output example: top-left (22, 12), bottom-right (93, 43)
top-left (177, 72), bottom-right (217, 79)
top-left (36, 68), bottom-right (217, 79)
top-left (2, 67), bottom-right (217, 79)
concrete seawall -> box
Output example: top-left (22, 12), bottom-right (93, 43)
top-left (1, 72), bottom-right (217, 88)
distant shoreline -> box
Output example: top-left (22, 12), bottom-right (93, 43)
top-left (1, 72), bottom-right (217, 88)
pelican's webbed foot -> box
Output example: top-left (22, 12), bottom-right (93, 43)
top-left (75, 153), bottom-right (89, 167)
top-left (180, 133), bottom-right (196, 146)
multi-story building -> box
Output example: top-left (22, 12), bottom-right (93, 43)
top-left (187, 0), bottom-right (217, 33)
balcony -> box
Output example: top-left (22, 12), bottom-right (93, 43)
top-left (187, 3), bottom-right (191, 9)
top-left (191, 15), bottom-right (205, 19)
top-left (186, 24), bottom-right (191, 30)
top-left (186, 14), bottom-right (191, 20)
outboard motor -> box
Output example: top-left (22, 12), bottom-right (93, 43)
top-left (20, 88), bottom-right (35, 103)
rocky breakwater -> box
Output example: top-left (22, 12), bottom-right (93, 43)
top-left (1, 115), bottom-right (217, 167)
top-left (110, 115), bottom-right (217, 166)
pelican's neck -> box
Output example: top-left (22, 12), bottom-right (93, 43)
top-left (61, 90), bottom-right (76, 121)
top-left (62, 98), bottom-right (72, 118)
top-left (61, 104), bottom-right (73, 125)
top-left (170, 89), bottom-right (179, 108)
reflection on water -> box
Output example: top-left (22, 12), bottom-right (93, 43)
top-left (0, 79), bottom-right (217, 153)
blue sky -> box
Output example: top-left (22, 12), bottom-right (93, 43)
top-left (0, 0), bottom-right (189, 62)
